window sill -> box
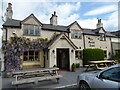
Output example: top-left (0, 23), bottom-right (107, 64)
top-left (99, 40), bottom-right (106, 41)
top-left (23, 61), bottom-right (40, 66)
top-left (75, 58), bottom-right (82, 60)
top-left (71, 38), bottom-right (82, 39)
top-left (23, 34), bottom-right (40, 36)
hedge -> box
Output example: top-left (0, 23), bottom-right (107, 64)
top-left (83, 48), bottom-right (105, 65)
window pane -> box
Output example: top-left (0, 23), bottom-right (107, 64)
top-left (35, 26), bottom-right (40, 35)
top-left (24, 25), bottom-right (28, 35)
top-left (75, 51), bottom-right (82, 59)
top-left (24, 51), bottom-right (28, 61)
top-left (29, 51), bottom-right (34, 55)
top-left (104, 51), bottom-right (107, 57)
top-left (100, 34), bottom-right (105, 41)
top-left (71, 31), bottom-right (81, 39)
top-left (102, 67), bottom-right (120, 82)
top-left (30, 25), bottom-right (34, 35)
top-left (71, 31), bottom-right (74, 38)
top-left (23, 51), bottom-right (39, 62)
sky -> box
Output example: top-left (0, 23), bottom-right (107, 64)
top-left (0, 0), bottom-right (119, 47)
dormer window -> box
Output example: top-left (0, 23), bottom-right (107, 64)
top-left (99, 34), bottom-right (106, 41)
top-left (23, 25), bottom-right (40, 35)
top-left (71, 30), bottom-right (81, 39)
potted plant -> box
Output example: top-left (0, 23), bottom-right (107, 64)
top-left (72, 63), bottom-right (76, 72)
top-left (76, 63), bottom-right (80, 68)
top-left (53, 65), bottom-right (57, 74)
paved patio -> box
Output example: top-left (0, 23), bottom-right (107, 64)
top-left (2, 67), bottom-right (87, 89)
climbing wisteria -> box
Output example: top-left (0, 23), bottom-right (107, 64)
top-left (2, 36), bottom-right (48, 71)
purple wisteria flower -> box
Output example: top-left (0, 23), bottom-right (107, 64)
top-left (2, 36), bottom-right (48, 71)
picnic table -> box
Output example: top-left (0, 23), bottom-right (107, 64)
top-left (12, 67), bottom-right (62, 88)
top-left (85, 60), bottom-right (114, 71)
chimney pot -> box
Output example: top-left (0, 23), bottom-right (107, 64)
top-left (54, 11), bottom-right (56, 15)
top-left (8, 3), bottom-right (12, 8)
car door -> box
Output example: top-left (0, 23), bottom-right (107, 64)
top-left (92, 67), bottom-right (120, 90)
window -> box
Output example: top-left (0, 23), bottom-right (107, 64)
top-left (24, 25), bottom-right (28, 35)
top-left (101, 67), bottom-right (120, 82)
top-left (23, 25), bottom-right (40, 35)
top-left (35, 26), bottom-right (40, 35)
top-left (75, 51), bottom-right (82, 59)
top-left (23, 51), bottom-right (39, 62)
top-left (99, 34), bottom-right (106, 41)
top-left (104, 50), bottom-right (107, 58)
top-left (30, 25), bottom-right (34, 35)
top-left (71, 30), bottom-right (81, 39)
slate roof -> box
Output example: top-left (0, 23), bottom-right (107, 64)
top-left (2, 16), bottom-right (117, 37)
top-left (2, 19), bottom-right (21, 28)
top-left (110, 30), bottom-right (120, 37)
top-left (42, 24), bottom-right (68, 32)
top-left (82, 28), bottom-right (116, 37)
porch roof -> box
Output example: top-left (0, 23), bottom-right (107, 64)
top-left (46, 33), bottom-right (78, 50)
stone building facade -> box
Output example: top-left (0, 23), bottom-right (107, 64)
top-left (2, 3), bottom-right (119, 71)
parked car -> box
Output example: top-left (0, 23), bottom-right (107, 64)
top-left (77, 64), bottom-right (120, 90)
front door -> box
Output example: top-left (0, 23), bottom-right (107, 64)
top-left (57, 49), bottom-right (69, 70)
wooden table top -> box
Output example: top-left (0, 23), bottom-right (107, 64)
top-left (12, 67), bottom-right (59, 74)
top-left (89, 60), bottom-right (113, 64)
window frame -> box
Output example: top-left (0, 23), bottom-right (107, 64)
top-left (23, 50), bottom-right (40, 62)
top-left (99, 34), bottom-right (106, 41)
top-left (75, 50), bottom-right (82, 60)
top-left (23, 25), bottom-right (29, 35)
top-left (104, 50), bottom-right (107, 58)
top-left (23, 24), bottom-right (40, 36)
top-left (71, 30), bottom-right (82, 39)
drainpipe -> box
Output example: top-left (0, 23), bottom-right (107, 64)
top-left (110, 37), bottom-right (114, 58)
top-left (43, 49), bottom-right (46, 68)
top-left (83, 33), bottom-right (86, 49)
top-left (5, 28), bottom-right (8, 42)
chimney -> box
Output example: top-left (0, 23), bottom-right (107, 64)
top-left (50, 11), bottom-right (57, 25)
top-left (5, 3), bottom-right (13, 21)
top-left (96, 19), bottom-right (103, 28)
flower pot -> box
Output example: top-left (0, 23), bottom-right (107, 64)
top-left (72, 68), bottom-right (76, 72)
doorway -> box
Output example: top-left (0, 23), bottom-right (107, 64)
top-left (57, 49), bottom-right (69, 70)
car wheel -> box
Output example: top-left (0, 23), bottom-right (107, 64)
top-left (79, 81), bottom-right (91, 90)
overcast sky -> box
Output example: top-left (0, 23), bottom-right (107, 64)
top-left (0, 0), bottom-right (119, 47)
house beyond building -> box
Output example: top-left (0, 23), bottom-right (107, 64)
top-left (2, 3), bottom-right (119, 71)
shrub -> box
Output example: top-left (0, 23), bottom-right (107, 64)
top-left (76, 63), bottom-right (80, 68)
top-left (83, 48), bottom-right (105, 65)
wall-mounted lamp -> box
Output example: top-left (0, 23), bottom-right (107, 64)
top-left (71, 50), bottom-right (74, 53)
top-left (52, 50), bottom-right (55, 53)
top-left (12, 31), bottom-right (16, 35)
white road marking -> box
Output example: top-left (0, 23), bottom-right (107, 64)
top-left (55, 83), bottom-right (77, 88)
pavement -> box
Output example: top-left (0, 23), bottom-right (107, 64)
top-left (1, 67), bottom-right (87, 89)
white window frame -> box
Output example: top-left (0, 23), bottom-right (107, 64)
top-left (23, 24), bottom-right (40, 36)
top-left (71, 30), bottom-right (81, 39)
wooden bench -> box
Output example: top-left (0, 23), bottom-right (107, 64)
top-left (12, 75), bottom-right (62, 85)
top-left (11, 68), bottom-right (62, 87)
